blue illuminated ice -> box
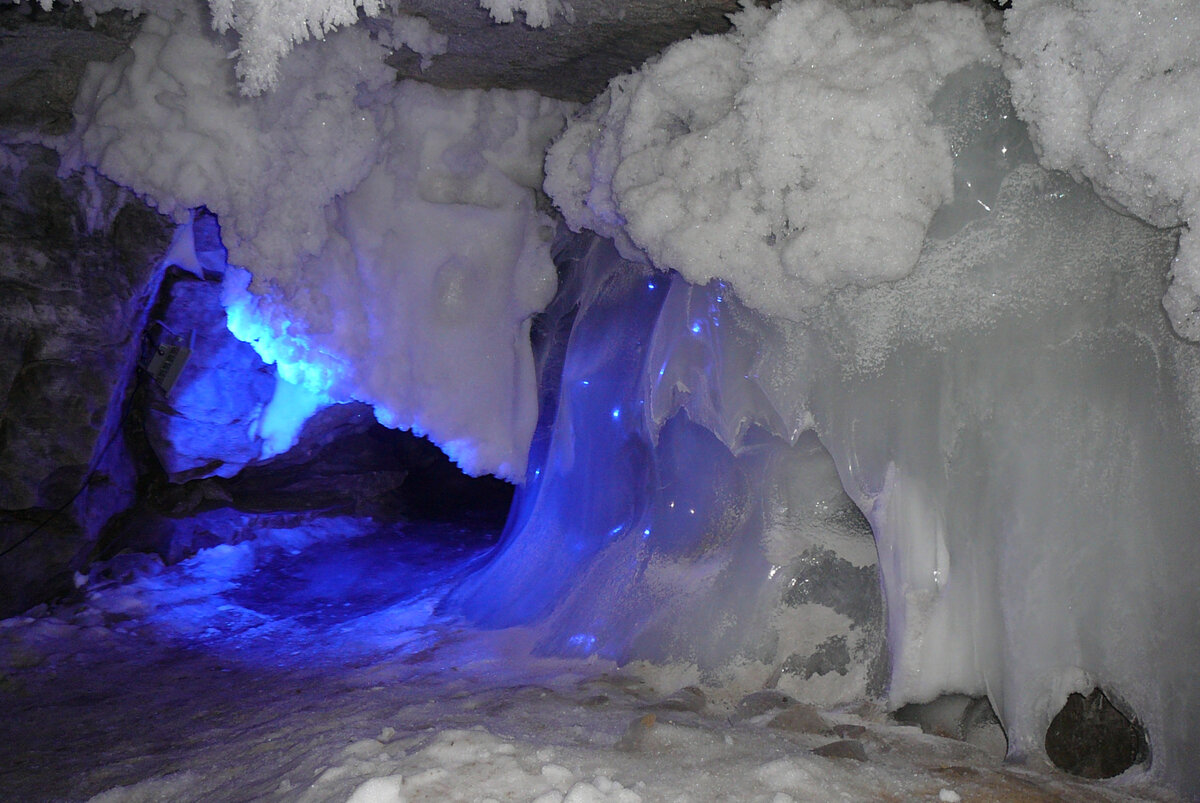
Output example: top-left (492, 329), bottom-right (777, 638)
top-left (450, 234), bottom-right (886, 705)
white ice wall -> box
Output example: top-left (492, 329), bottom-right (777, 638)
top-left (59, 0), bottom-right (573, 480)
top-left (537, 3), bottom-right (1200, 791)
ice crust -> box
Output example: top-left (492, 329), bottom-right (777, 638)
top-left (5, 521), bottom-right (1153, 802)
top-left (60, 0), bottom-right (574, 480)
top-left (1003, 0), bottom-right (1200, 340)
top-left (544, 0), bottom-right (996, 320)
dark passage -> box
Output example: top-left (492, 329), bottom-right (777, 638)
top-left (1046, 689), bottom-right (1149, 779)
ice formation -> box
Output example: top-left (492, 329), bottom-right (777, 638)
top-left (486, 8), bottom-right (1200, 794)
top-left (39, 0), bottom-right (1200, 797)
top-left (60, 0), bottom-right (574, 479)
top-left (478, 0), bottom-right (566, 28)
top-left (1003, 0), bottom-right (1200, 340)
top-left (544, 0), bottom-right (996, 319)
top-left (450, 233), bottom-right (887, 704)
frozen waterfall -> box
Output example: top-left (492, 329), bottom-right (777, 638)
top-left (453, 65), bottom-right (1200, 796)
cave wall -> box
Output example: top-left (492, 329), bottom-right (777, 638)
top-left (0, 144), bottom-right (170, 616)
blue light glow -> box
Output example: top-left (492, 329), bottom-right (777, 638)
top-left (611, 407), bottom-right (621, 421)
top-left (222, 267), bottom-right (343, 399)
top-left (258, 374), bottom-right (325, 458)
top-left (567, 633), bottom-right (597, 654)
top-left (691, 322), bottom-right (702, 334)
top-left (84, 514), bottom-right (500, 670)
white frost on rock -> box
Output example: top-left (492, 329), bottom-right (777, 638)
top-left (38, 0), bottom-right (445, 95)
top-left (478, 0), bottom-right (566, 28)
top-left (382, 13), bottom-right (449, 71)
top-left (207, 0), bottom-right (387, 95)
top-left (60, 0), bottom-right (574, 480)
top-left (544, 0), bottom-right (996, 320)
top-left (1003, 0), bottom-right (1200, 340)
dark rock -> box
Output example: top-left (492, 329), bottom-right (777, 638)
top-left (832, 723), bottom-right (867, 739)
top-left (0, 4), bottom-right (141, 136)
top-left (95, 400), bottom-right (514, 564)
top-left (1045, 689), bottom-right (1148, 779)
top-left (385, 0), bottom-right (738, 102)
top-left (782, 545), bottom-right (882, 628)
top-left (0, 145), bottom-right (169, 617)
top-left (648, 685), bottom-right (706, 713)
top-left (219, 402), bottom-right (513, 519)
top-left (783, 635), bottom-right (851, 679)
top-left (812, 739), bottom-right (867, 762)
top-left (768, 703), bottom-right (833, 735)
top-left (735, 689), bottom-right (795, 719)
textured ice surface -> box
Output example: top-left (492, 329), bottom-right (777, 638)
top-left (1003, 0), bottom-right (1200, 340)
top-left (470, 64), bottom-right (1200, 796)
top-left (544, 0), bottom-right (996, 319)
top-left (1, 514), bottom-right (1170, 802)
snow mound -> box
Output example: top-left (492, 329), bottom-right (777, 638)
top-left (544, 0), bottom-right (996, 320)
top-left (1003, 0), bottom-right (1200, 340)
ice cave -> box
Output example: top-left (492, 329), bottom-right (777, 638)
top-left (1, 0), bottom-right (1198, 800)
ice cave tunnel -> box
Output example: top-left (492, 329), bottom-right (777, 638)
top-left (1, 0), bottom-right (1199, 801)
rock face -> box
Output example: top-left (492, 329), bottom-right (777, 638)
top-left (141, 272), bottom-right (276, 482)
top-left (0, 3), bottom-right (141, 136)
top-left (385, 0), bottom-right (738, 101)
top-left (103, 401), bottom-right (515, 564)
top-left (0, 143), bottom-right (170, 617)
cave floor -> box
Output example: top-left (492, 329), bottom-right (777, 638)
top-left (0, 514), bottom-right (1180, 802)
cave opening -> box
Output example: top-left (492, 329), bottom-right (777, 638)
top-left (108, 272), bottom-right (516, 651)
top-left (1045, 688), bottom-right (1150, 781)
